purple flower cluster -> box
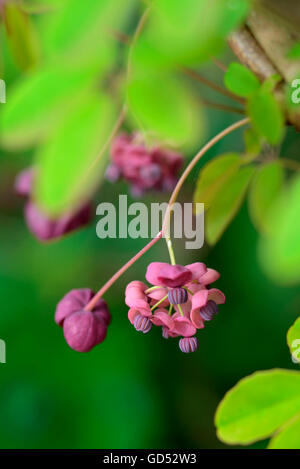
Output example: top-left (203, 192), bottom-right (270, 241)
top-left (126, 262), bottom-right (225, 353)
top-left (106, 133), bottom-right (183, 196)
top-left (15, 167), bottom-right (92, 241)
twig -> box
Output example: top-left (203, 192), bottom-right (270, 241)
top-left (84, 232), bottom-right (163, 311)
top-left (202, 98), bottom-right (245, 115)
top-left (212, 57), bottom-right (227, 72)
top-left (181, 66), bottom-right (244, 105)
top-left (279, 157), bottom-right (300, 171)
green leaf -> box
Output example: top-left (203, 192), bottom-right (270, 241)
top-left (287, 318), bottom-right (300, 365)
top-left (42, 0), bottom-right (134, 65)
top-left (206, 165), bottom-right (255, 245)
top-left (288, 42), bottom-right (300, 59)
top-left (259, 173), bottom-right (300, 285)
top-left (34, 92), bottom-right (116, 216)
top-left (127, 71), bottom-right (204, 148)
top-left (193, 153), bottom-right (241, 212)
top-left (244, 127), bottom-right (262, 157)
top-left (3, 3), bottom-right (40, 71)
top-left (261, 74), bottom-right (282, 93)
top-left (1, 62), bottom-right (98, 149)
top-left (268, 414), bottom-right (300, 449)
top-left (215, 369), bottom-right (300, 445)
top-left (247, 89), bottom-right (284, 145)
top-left (224, 63), bottom-right (260, 97)
top-left (21, 0), bottom-right (62, 14)
top-left (248, 161), bottom-right (284, 234)
top-left (141, 0), bottom-right (249, 67)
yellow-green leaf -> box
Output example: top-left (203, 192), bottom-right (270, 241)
top-left (1, 62), bottom-right (98, 149)
top-left (215, 369), bottom-right (300, 445)
top-left (287, 317), bottom-right (300, 365)
top-left (34, 92), bottom-right (116, 216)
top-left (268, 414), bottom-right (300, 449)
top-left (127, 71), bottom-right (204, 148)
top-left (259, 173), bottom-right (300, 285)
top-left (248, 161), bottom-right (284, 234)
top-left (193, 153), bottom-right (241, 213)
top-left (42, 0), bottom-right (134, 66)
top-left (247, 89), bottom-right (284, 145)
top-left (3, 3), bottom-right (40, 71)
top-left (224, 63), bottom-right (260, 98)
top-left (142, 0), bottom-right (250, 67)
top-left (206, 165), bottom-right (255, 245)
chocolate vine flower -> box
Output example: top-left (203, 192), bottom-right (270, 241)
top-left (106, 133), bottom-right (183, 196)
top-left (125, 262), bottom-right (225, 353)
top-left (55, 288), bottom-right (111, 353)
top-left (15, 167), bottom-right (92, 241)
top-left (191, 288), bottom-right (225, 328)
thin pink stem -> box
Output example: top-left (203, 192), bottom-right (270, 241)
top-left (85, 118), bottom-right (250, 311)
top-left (84, 232), bottom-right (162, 311)
top-left (162, 117), bottom-right (250, 236)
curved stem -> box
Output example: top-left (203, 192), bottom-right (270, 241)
top-left (88, 105), bottom-right (127, 173)
top-left (162, 117), bottom-right (250, 237)
top-left (177, 304), bottom-right (184, 317)
top-left (145, 285), bottom-right (163, 294)
top-left (84, 232), bottom-right (162, 312)
top-left (212, 57), bottom-right (227, 72)
top-left (151, 294), bottom-right (169, 311)
top-left (166, 237), bottom-right (176, 265)
top-left (202, 98), bottom-right (245, 115)
top-left (127, 6), bottom-right (151, 84)
top-left (85, 118), bottom-right (250, 311)
top-left (279, 157), bottom-right (300, 171)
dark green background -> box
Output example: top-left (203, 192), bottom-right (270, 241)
top-left (0, 6), bottom-right (299, 447)
top-left (1, 112), bottom-right (299, 449)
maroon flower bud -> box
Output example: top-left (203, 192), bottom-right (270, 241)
top-left (14, 168), bottom-right (35, 197)
top-left (168, 287), bottom-right (188, 305)
top-left (15, 167), bottom-right (92, 241)
top-left (63, 310), bottom-right (108, 353)
top-left (133, 313), bottom-right (152, 333)
top-left (55, 288), bottom-right (111, 327)
top-left (24, 201), bottom-right (91, 242)
top-left (200, 300), bottom-right (218, 321)
top-left (179, 337), bottom-right (198, 353)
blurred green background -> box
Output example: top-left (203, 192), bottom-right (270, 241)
top-left (1, 115), bottom-right (299, 449)
top-left (1, 0), bottom-right (300, 450)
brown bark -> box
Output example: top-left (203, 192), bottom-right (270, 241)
top-left (228, 3), bottom-right (300, 131)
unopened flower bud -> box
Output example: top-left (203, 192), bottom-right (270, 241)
top-left (179, 337), bottom-right (198, 353)
top-left (63, 310), bottom-right (108, 353)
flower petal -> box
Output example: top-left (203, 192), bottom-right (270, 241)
top-left (55, 288), bottom-right (94, 326)
top-left (152, 309), bottom-right (173, 329)
top-left (128, 299), bottom-right (151, 324)
top-left (171, 313), bottom-right (197, 337)
top-left (185, 262), bottom-right (207, 281)
top-left (208, 288), bottom-right (225, 305)
top-left (190, 309), bottom-right (205, 330)
top-left (125, 281), bottom-right (148, 307)
top-left (146, 262), bottom-right (192, 287)
top-left (199, 268), bottom-right (220, 285)
top-left (191, 289), bottom-right (209, 312)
